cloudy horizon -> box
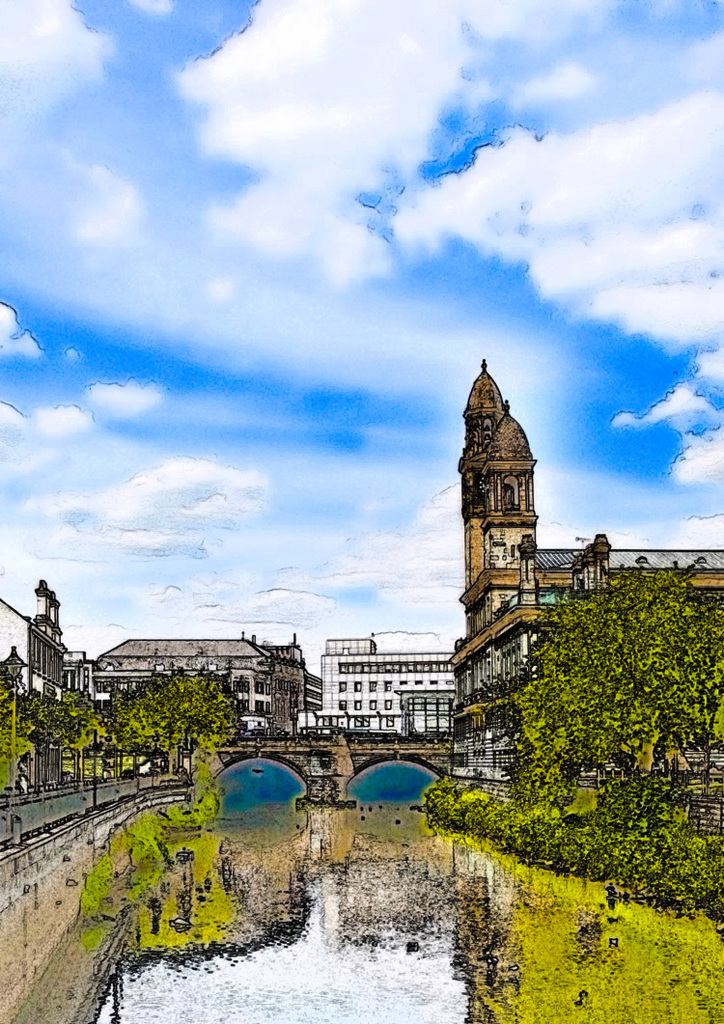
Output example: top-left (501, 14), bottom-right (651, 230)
top-left (1, 0), bottom-right (724, 670)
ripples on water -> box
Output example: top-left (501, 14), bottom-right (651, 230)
top-left (95, 762), bottom-right (724, 1024)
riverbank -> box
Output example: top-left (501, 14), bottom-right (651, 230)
top-left (424, 776), bottom-right (724, 920)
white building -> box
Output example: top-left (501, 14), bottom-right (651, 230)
top-left (0, 580), bottom-right (65, 698)
top-left (299, 638), bottom-right (454, 736)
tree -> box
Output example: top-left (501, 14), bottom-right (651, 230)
top-left (16, 690), bottom-right (101, 782)
top-left (515, 571), bottom-right (724, 799)
top-left (109, 676), bottom-right (235, 769)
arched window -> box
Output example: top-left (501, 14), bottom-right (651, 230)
top-left (482, 417), bottom-right (493, 447)
top-left (502, 476), bottom-right (519, 510)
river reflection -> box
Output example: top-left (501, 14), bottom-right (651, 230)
top-left (96, 769), bottom-right (724, 1024)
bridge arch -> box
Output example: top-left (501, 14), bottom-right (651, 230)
top-left (348, 754), bottom-right (445, 783)
top-left (214, 752), bottom-right (310, 790)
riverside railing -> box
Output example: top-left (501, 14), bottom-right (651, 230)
top-left (0, 774), bottom-right (182, 848)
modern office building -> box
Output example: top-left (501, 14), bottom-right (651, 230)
top-left (299, 637), bottom-right (454, 736)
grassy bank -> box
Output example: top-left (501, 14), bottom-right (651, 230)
top-left (80, 764), bottom-right (220, 938)
top-left (425, 777), bottom-right (724, 920)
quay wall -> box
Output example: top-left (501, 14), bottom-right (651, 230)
top-left (0, 784), bottom-right (188, 1024)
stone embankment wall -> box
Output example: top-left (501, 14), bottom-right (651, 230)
top-left (0, 785), bottom-right (187, 1024)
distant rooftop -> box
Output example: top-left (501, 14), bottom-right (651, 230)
top-left (535, 548), bottom-right (724, 572)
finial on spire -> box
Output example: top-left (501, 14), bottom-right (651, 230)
top-left (481, 358), bottom-right (487, 373)
top-left (503, 399), bottom-right (510, 413)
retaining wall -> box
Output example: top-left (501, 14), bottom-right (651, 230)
top-left (0, 783), bottom-right (188, 1024)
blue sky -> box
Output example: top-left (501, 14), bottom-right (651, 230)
top-left (2, 0), bottom-right (724, 668)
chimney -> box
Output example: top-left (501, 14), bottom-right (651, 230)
top-left (35, 580), bottom-right (52, 636)
top-left (251, 634), bottom-right (256, 644)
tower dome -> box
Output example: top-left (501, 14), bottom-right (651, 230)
top-left (464, 359), bottom-right (505, 419)
top-left (487, 411), bottom-right (533, 460)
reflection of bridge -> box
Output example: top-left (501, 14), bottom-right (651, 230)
top-left (210, 735), bottom-right (452, 803)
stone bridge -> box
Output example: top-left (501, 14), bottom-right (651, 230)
top-left (209, 735), bottom-right (452, 803)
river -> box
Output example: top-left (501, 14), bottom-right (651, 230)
top-left (81, 760), bottom-right (724, 1023)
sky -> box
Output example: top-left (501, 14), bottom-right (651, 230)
top-left (2, 0), bottom-right (724, 670)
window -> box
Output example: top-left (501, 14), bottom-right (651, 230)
top-left (415, 679), bottom-right (423, 686)
top-left (370, 700), bottom-right (377, 710)
top-left (265, 683), bottom-right (271, 695)
top-left (385, 716), bottom-right (395, 727)
top-left (255, 681), bottom-right (265, 694)
top-left (339, 701), bottom-right (348, 711)
top-left (265, 701), bottom-right (271, 712)
top-left (255, 700), bottom-right (265, 713)
top-left (384, 682), bottom-right (392, 691)
top-left (339, 681), bottom-right (347, 691)
top-left (354, 682), bottom-right (362, 692)
top-left (370, 682), bottom-right (377, 692)
top-left (354, 701), bottom-right (362, 710)
top-left (384, 700), bottom-right (392, 710)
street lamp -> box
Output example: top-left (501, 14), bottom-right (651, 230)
top-left (2, 646), bottom-right (26, 795)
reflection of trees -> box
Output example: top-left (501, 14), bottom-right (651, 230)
top-left (218, 828), bottom-right (311, 952)
top-left (450, 843), bottom-right (520, 1024)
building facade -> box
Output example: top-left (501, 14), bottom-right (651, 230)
top-left (94, 633), bottom-right (314, 735)
top-left (0, 580), bottom-right (66, 699)
top-left (299, 638), bottom-right (454, 736)
top-left (452, 362), bottom-right (724, 784)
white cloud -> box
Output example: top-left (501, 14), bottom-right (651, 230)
top-left (612, 384), bottom-right (717, 429)
top-left (72, 164), bottom-right (144, 245)
top-left (674, 428), bottom-right (724, 485)
top-left (27, 456), bottom-right (269, 558)
top-left (0, 303), bottom-right (42, 359)
top-left (178, 0), bottom-right (616, 284)
top-left (32, 404), bottom-right (94, 438)
top-left (278, 484), bottom-right (463, 608)
top-left (127, 0), bottom-right (174, 14)
top-left (86, 380), bottom-right (164, 418)
top-left (396, 91), bottom-right (724, 347)
top-left (0, 0), bottom-right (111, 120)
top-left (674, 513), bottom-right (724, 548)
top-left (513, 61), bottom-right (596, 106)
top-left (205, 277), bottom-right (236, 303)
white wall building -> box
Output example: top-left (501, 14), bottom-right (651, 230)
top-left (0, 580), bottom-right (66, 698)
top-left (299, 638), bottom-right (454, 736)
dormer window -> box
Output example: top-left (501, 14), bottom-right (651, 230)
top-left (635, 556), bottom-right (648, 566)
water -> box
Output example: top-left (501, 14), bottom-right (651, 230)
top-left (94, 763), bottom-right (724, 1024)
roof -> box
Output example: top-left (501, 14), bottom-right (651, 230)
top-left (534, 548), bottom-right (724, 572)
top-left (97, 638), bottom-right (268, 661)
top-left (608, 550), bottom-right (724, 571)
top-left (487, 413), bottom-right (533, 459)
top-left (535, 549), bottom-right (577, 570)
top-left (465, 360), bottom-right (505, 416)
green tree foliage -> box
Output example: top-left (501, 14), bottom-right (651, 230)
top-left (516, 571), bottom-right (724, 798)
top-left (19, 690), bottom-right (100, 750)
top-left (109, 676), bottom-right (235, 755)
top-left (425, 776), bottom-right (724, 919)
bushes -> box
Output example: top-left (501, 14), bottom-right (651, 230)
top-left (425, 777), bottom-right (724, 919)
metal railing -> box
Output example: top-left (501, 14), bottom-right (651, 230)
top-left (0, 774), bottom-right (182, 847)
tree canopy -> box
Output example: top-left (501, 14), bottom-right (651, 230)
top-left (515, 571), bottom-right (724, 799)
top-left (109, 675), bottom-right (235, 753)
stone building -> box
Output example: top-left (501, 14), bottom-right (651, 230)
top-left (94, 633), bottom-right (316, 735)
top-left (453, 361), bottom-right (724, 784)
top-left (299, 637), bottom-right (454, 736)
top-left (0, 580), bottom-right (65, 699)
